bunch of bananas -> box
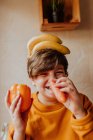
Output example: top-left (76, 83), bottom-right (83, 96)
top-left (27, 34), bottom-right (70, 56)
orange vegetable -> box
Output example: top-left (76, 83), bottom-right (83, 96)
top-left (9, 84), bottom-right (31, 112)
top-left (60, 92), bottom-right (67, 103)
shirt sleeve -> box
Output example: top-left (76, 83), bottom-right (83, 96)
top-left (71, 94), bottom-right (93, 140)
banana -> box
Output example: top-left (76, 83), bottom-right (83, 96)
top-left (27, 34), bottom-right (62, 56)
top-left (31, 41), bottom-right (70, 55)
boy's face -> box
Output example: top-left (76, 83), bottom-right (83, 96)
top-left (31, 65), bottom-right (67, 101)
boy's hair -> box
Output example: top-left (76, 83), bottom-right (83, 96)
top-left (27, 49), bottom-right (68, 78)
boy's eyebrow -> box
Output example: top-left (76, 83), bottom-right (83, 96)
top-left (55, 69), bottom-right (64, 72)
top-left (56, 68), bottom-right (64, 70)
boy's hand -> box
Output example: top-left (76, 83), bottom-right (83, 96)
top-left (5, 90), bottom-right (33, 133)
top-left (50, 77), bottom-right (87, 119)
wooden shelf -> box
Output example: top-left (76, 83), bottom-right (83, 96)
top-left (39, 0), bottom-right (81, 31)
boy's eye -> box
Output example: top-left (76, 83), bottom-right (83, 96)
top-left (40, 73), bottom-right (47, 76)
top-left (56, 71), bottom-right (64, 74)
top-left (35, 73), bottom-right (47, 78)
top-left (55, 71), bottom-right (65, 78)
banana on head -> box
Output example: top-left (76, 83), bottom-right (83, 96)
top-left (27, 34), bottom-right (70, 56)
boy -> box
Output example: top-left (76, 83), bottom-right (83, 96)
top-left (5, 34), bottom-right (93, 140)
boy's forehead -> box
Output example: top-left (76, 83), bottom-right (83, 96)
top-left (41, 65), bottom-right (64, 73)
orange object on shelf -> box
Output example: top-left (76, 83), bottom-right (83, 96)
top-left (9, 84), bottom-right (31, 112)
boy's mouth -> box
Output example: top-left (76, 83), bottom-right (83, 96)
top-left (45, 86), bottom-right (50, 89)
top-left (45, 86), bottom-right (55, 97)
top-left (45, 86), bottom-right (53, 92)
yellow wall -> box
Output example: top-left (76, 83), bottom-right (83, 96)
top-left (0, 0), bottom-right (93, 129)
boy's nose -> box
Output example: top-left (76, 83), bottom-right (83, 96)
top-left (48, 71), bottom-right (55, 81)
top-left (45, 72), bottom-right (56, 87)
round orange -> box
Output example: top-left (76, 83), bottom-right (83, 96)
top-left (9, 84), bottom-right (31, 112)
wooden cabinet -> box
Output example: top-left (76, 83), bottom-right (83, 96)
top-left (39, 0), bottom-right (80, 31)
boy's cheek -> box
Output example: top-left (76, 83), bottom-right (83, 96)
top-left (35, 78), bottom-right (44, 86)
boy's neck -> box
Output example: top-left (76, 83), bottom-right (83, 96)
top-left (37, 93), bottom-right (58, 106)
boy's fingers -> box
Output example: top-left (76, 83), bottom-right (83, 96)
top-left (5, 90), bottom-right (10, 109)
top-left (54, 87), bottom-right (67, 103)
top-left (56, 77), bottom-right (67, 83)
top-left (14, 98), bottom-right (22, 117)
top-left (50, 81), bottom-right (67, 103)
top-left (60, 87), bottom-right (76, 101)
top-left (10, 95), bottom-right (20, 113)
top-left (55, 82), bottom-right (67, 88)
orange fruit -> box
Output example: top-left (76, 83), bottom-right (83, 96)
top-left (9, 84), bottom-right (31, 112)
